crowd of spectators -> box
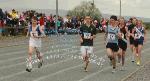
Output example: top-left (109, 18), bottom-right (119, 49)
top-left (0, 8), bottom-right (107, 36)
top-left (0, 8), bottom-right (140, 36)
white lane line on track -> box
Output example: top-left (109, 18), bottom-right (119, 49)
top-left (32, 53), bottom-right (107, 81)
top-left (0, 42), bottom-right (148, 80)
top-left (0, 46), bottom-right (78, 63)
top-left (0, 50), bottom-right (26, 57)
top-left (0, 47), bottom-right (79, 68)
top-left (0, 43), bottom-right (104, 71)
top-left (0, 40), bottom-right (105, 64)
top-left (78, 47), bottom-right (150, 81)
top-left (33, 47), bottom-right (150, 81)
top-left (0, 37), bottom-right (104, 57)
top-left (0, 46), bottom-right (106, 80)
top-left (0, 35), bottom-right (149, 80)
top-left (0, 40), bottom-right (107, 70)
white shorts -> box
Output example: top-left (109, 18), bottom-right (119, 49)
top-left (29, 37), bottom-right (41, 48)
top-left (80, 46), bottom-right (93, 56)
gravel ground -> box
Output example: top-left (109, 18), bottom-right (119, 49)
top-left (124, 61), bottom-right (150, 81)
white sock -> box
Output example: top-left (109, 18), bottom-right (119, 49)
top-left (27, 62), bottom-right (32, 69)
top-left (131, 54), bottom-right (135, 61)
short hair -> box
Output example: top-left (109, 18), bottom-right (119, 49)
top-left (32, 16), bottom-right (38, 21)
top-left (129, 18), bottom-right (133, 21)
top-left (85, 16), bottom-right (91, 19)
top-left (110, 15), bottom-right (117, 21)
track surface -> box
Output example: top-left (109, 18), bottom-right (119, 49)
top-left (0, 33), bottom-right (150, 81)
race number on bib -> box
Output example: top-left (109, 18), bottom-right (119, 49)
top-left (30, 31), bottom-right (38, 37)
top-left (108, 33), bottom-right (115, 40)
top-left (135, 34), bottom-right (141, 39)
top-left (83, 33), bottom-right (91, 39)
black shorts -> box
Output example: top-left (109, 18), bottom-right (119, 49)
top-left (106, 43), bottom-right (119, 52)
top-left (129, 36), bottom-right (134, 45)
top-left (134, 39), bottom-right (144, 47)
top-left (118, 39), bottom-right (127, 51)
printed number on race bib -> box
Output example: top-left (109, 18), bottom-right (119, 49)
top-left (84, 33), bottom-right (91, 39)
top-left (31, 31), bottom-right (38, 37)
top-left (135, 34), bottom-right (141, 39)
top-left (108, 34), bottom-right (115, 40)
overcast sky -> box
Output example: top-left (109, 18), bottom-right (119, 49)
top-left (0, 0), bottom-right (150, 18)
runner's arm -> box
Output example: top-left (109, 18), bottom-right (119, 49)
top-left (90, 27), bottom-right (96, 40)
top-left (79, 27), bottom-right (83, 43)
top-left (38, 27), bottom-right (46, 38)
top-left (144, 27), bottom-right (147, 42)
top-left (117, 28), bottom-right (122, 39)
top-left (131, 28), bottom-right (136, 39)
top-left (125, 26), bottom-right (129, 40)
top-left (26, 28), bottom-right (29, 37)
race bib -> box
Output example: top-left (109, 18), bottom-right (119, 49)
top-left (135, 33), bottom-right (141, 39)
top-left (30, 31), bottom-right (38, 37)
top-left (108, 33), bottom-right (116, 40)
top-left (83, 33), bottom-right (91, 39)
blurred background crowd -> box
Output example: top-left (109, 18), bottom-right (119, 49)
top-left (0, 8), bottom-right (149, 36)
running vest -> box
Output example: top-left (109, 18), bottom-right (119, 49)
top-left (29, 26), bottom-right (41, 37)
top-left (106, 25), bottom-right (120, 44)
top-left (134, 26), bottom-right (144, 40)
top-left (80, 24), bottom-right (96, 46)
top-left (120, 27), bottom-right (127, 40)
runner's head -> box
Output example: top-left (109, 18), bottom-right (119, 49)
top-left (84, 16), bottom-right (91, 25)
top-left (119, 17), bottom-right (126, 28)
top-left (136, 20), bottom-right (143, 27)
top-left (31, 16), bottom-right (38, 26)
top-left (110, 15), bottom-right (117, 26)
top-left (129, 18), bottom-right (132, 23)
top-left (115, 20), bottom-right (119, 27)
top-left (132, 18), bottom-right (137, 25)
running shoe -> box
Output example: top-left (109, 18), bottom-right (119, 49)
top-left (84, 67), bottom-right (88, 72)
top-left (38, 60), bottom-right (43, 68)
top-left (26, 62), bottom-right (32, 72)
top-left (136, 60), bottom-right (141, 66)
top-left (112, 69), bottom-right (116, 73)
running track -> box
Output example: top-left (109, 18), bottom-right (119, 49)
top-left (0, 33), bottom-right (150, 81)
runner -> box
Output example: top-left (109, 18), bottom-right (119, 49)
top-left (118, 17), bottom-right (128, 70)
top-left (26, 16), bottom-right (46, 72)
top-left (79, 16), bottom-right (96, 72)
top-left (105, 15), bottom-right (121, 73)
top-left (128, 18), bottom-right (137, 62)
top-left (131, 20), bottom-right (147, 66)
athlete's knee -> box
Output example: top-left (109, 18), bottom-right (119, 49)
top-left (28, 51), bottom-right (32, 56)
top-left (86, 59), bottom-right (90, 63)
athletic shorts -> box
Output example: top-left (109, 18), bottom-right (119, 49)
top-left (129, 36), bottom-right (134, 45)
top-left (134, 39), bottom-right (144, 47)
top-left (29, 37), bottom-right (41, 48)
top-left (106, 43), bottom-right (119, 52)
top-left (80, 46), bottom-right (93, 56)
top-left (118, 39), bottom-right (127, 51)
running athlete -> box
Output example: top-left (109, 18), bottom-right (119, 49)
top-left (26, 17), bottom-right (46, 72)
top-left (105, 15), bottom-right (121, 73)
top-left (118, 18), bottom-right (128, 70)
top-left (80, 16), bottom-right (96, 72)
top-left (131, 20), bottom-right (146, 66)
top-left (128, 18), bottom-right (137, 62)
